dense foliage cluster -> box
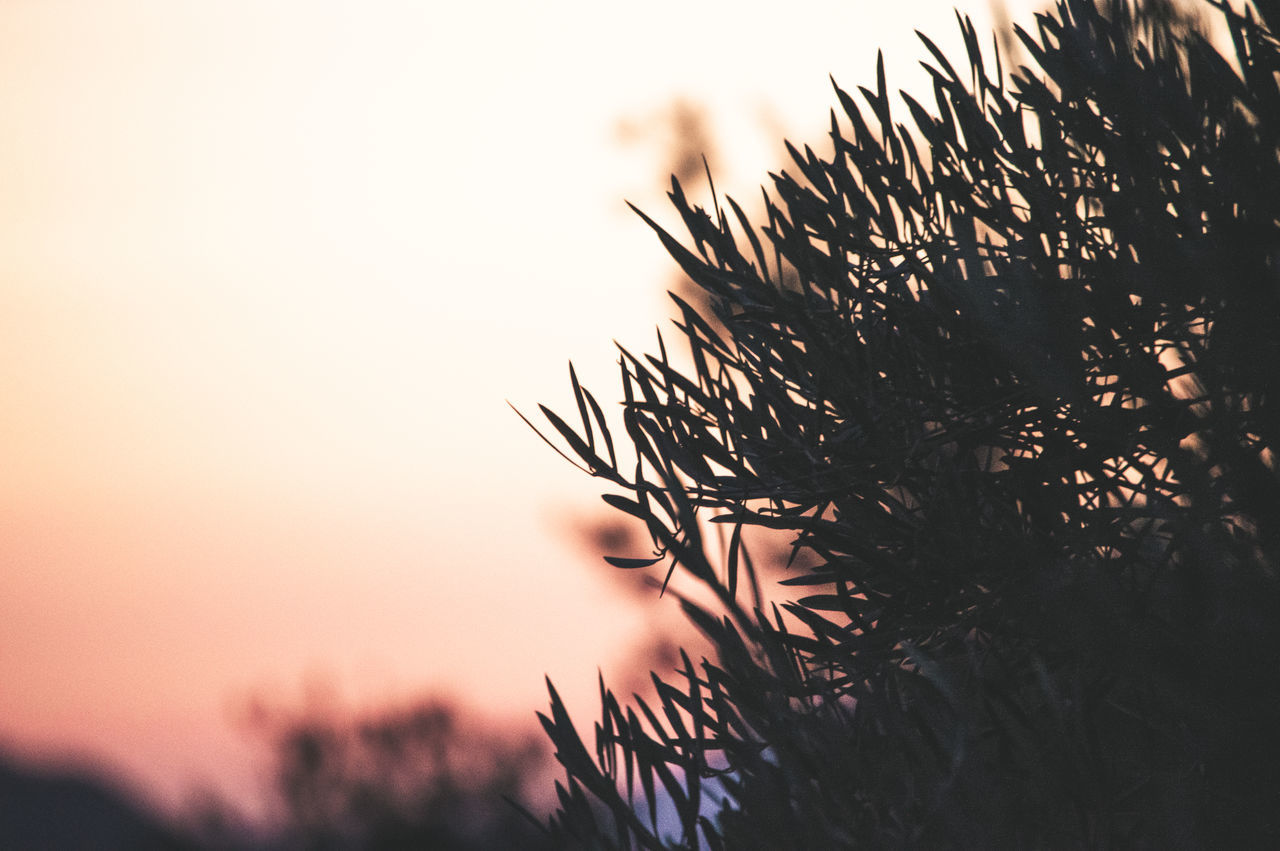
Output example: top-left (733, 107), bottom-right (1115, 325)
top-left (525, 0), bottom-right (1280, 846)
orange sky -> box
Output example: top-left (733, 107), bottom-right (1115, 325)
top-left (0, 0), bottom-right (1042, 821)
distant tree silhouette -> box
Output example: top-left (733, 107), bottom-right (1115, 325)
top-left (248, 698), bottom-right (555, 850)
top-left (522, 0), bottom-right (1280, 846)
top-left (0, 753), bottom-right (198, 850)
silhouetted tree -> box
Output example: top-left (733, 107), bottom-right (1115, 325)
top-left (250, 698), bottom-right (555, 850)
top-left (0, 753), bottom-right (199, 850)
top-left (522, 0), bottom-right (1280, 846)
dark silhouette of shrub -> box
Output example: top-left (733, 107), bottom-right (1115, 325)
top-left (521, 0), bottom-right (1280, 846)
top-left (0, 753), bottom-right (199, 850)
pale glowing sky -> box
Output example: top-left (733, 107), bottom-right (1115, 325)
top-left (0, 0), bottom-right (1041, 820)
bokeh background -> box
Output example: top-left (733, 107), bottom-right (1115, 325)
top-left (0, 0), bottom-right (1045, 831)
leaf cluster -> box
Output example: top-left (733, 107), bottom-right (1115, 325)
top-left (524, 0), bottom-right (1280, 846)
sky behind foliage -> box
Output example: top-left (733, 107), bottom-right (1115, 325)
top-left (0, 0), bottom-right (1043, 818)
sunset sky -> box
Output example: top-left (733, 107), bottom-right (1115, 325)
top-left (0, 0), bottom-right (1041, 820)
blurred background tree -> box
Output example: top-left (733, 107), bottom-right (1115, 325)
top-left (0, 753), bottom-right (200, 850)
top-left (193, 695), bottom-right (556, 850)
top-left (527, 0), bottom-right (1280, 846)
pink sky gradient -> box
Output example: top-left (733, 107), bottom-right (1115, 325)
top-left (0, 0), bottom-right (1041, 821)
